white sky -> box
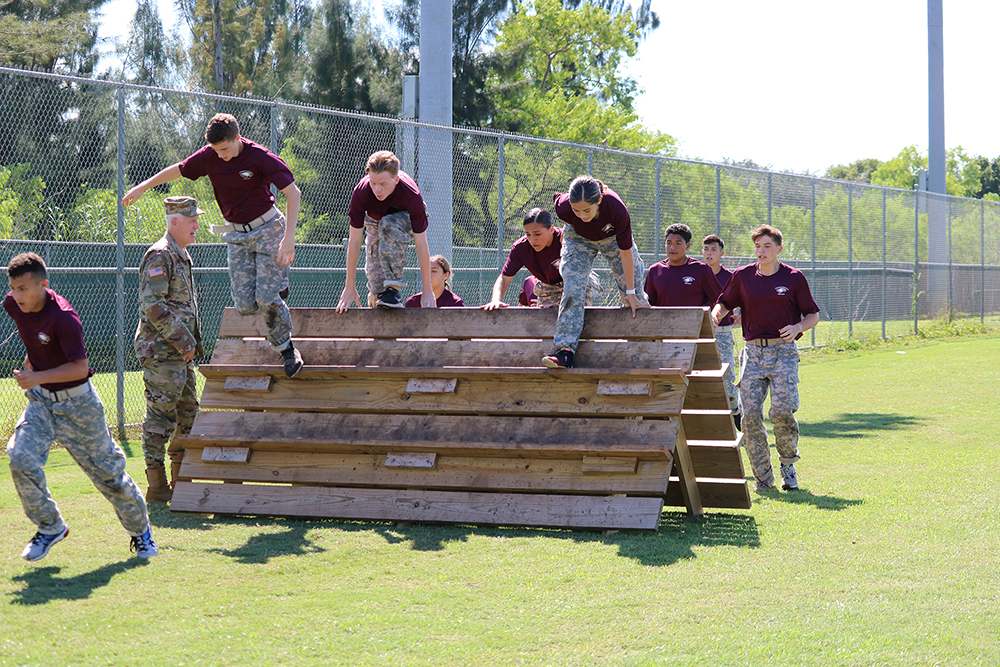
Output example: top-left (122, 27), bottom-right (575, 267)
top-left (98, 0), bottom-right (997, 175)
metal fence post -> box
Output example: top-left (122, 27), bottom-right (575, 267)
top-left (914, 192), bottom-right (920, 335)
top-left (848, 185), bottom-right (853, 339)
top-left (587, 148), bottom-right (593, 175)
top-left (115, 86), bottom-right (126, 439)
top-left (767, 172), bottom-right (772, 225)
top-left (982, 200), bottom-right (986, 322)
top-left (715, 165), bottom-right (721, 236)
top-left (496, 136), bottom-right (505, 270)
top-left (811, 179), bottom-right (816, 348)
top-left (948, 199), bottom-right (953, 320)
top-left (654, 159), bottom-right (661, 262)
top-left (882, 189), bottom-right (887, 339)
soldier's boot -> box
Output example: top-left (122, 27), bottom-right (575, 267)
top-left (170, 460), bottom-right (183, 490)
top-left (145, 465), bottom-right (173, 503)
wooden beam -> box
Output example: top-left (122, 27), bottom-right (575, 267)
top-left (223, 376), bottom-right (272, 392)
top-left (680, 411), bottom-right (737, 441)
top-left (170, 482), bottom-right (666, 530)
top-left (581, 456), bottom-right (639, 474)
top-left (663, 478), bottom-right (751, 510)
top-left (201, 447), bottom-right (251, 463)
top-left (670, 425), bottom-right (704, 516)
top-left (385, 452), bottom-right (437, 468)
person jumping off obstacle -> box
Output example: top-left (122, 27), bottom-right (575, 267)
top-left (122, 113), bottom-right (304, 378)
top-left (711, 225), bottom-right (820, 492)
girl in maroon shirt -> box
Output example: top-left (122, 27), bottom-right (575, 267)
top-left (405, 255), bottom-right (466, 308)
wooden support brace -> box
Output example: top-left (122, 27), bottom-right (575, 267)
top-left (202, 447), bottom-right (251, 463)
top-left (384, 452), bottom-right (438, 469)
top-left (597, 380), bottom-right (652, 396)
top-left (224, 376), bottom-right (272, 392)
top-left (405, 378), bottom-right (458, 394)
top-left (581, 456), bottom-right (639, 474)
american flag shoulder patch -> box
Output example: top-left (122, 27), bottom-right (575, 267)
top-left (149, 267), bottom-right (164, 277)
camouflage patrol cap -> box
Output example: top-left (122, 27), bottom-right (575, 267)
top-left (164, 196), bottom-right (206, 217)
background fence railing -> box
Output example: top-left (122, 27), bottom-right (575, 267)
top-left (2, 66), bottom-right (999, 440)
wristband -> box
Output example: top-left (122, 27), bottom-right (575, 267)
top-left (625, 288), bottom-right (636, 295)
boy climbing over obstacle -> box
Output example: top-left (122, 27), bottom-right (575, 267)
top-left (122, 113), bottom-right (304, 377)
top-left (711, 225), bottom-right (819, 492)
top-left (5, 253), bottom-right (157, 561)
top-left (336, 151), bottom-right (435, 311)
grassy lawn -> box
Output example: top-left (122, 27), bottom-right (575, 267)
top-left (2, 333), bottom-right (999, 665)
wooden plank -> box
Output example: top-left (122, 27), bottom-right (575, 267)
top-left (581, 456), bottom-right (639, 474)
top-left (200, 365), bottom-right (688, 383)
top-left (683, 369), bottom-right (732, 410)
top-left (198, 375), bottom-right (687, 417)
top-left (179, 450), bottom-right (672, 495)
top-left (209, 338), bottom-right (699, 374)
top-left (170, 482), bottom-right (666, 530)
top-left (597, 380), bottom-right (651, 396)
top-left (684, 441), bottom-right (745, 479)
top-left (385, 452), bottom-right (437, 468)
top-left (663, 478), bottom-right (751, 510)
top-left (681, 411), bottom-right (737, 441)
top-left (182, 412), bottom-right (679, 460)
top-left (217, 306), bottom-right (708, 341)
top-left (224, 376), bottom-right (272, 392)
top-left (406, 378), bottom-right (457, 394)
top-left (202, 447), bottom-right (251, 463)
top-left (692, 341), bottom-right (723, 371)
top-left (670, 426), bottom-right (703, 516)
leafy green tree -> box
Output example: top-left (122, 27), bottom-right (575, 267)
top-left (825, 158), bottom-right (883, 184)
top-left (871, 145), bottom-right (984, 198)
top-left (0, 0), bottom-right (106, 71)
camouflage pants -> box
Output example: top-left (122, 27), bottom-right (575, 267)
top-left (715, 325), bottom-right (741, 413)
top-left (222, 214), bottom-right (292, 351)
top-left (6, 383), bottom-right (149, 536)
top-left (141, 359), bottom-right (198, 468)
top-left (552, 226), bottom-right (648, 353)
top-left (738, 341), bottom-right (802, 487)
top-left (365, 212), bottom-right (414, 296)
top-left (533, 272), bottom-right (602, 308)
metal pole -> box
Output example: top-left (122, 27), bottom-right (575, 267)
top-left (654, 159), bottom-right (661, 262)
top-left (848, 185), bottom-right (853, 339)
top-left (715, 165), bottom-right (721, 236)
top-left (811, 180), bottom-right (816, 348)
top-left (948, 198), bottom-right (953, 320)
top-left (982, 200), bottom-right (986, 322)
top-left (767, 172), bottom-right (772, 225)
top-left (115, 86), bottom-right (126, 439)
top-left (587, 149), bottom-right (594, 175)
top-left (496, 136), bottom-right (505, 270)
top-left (914, 191), bottom-right (920, 335)
top-left (882, 189), bottom-right (887, 339)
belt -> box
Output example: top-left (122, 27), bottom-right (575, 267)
top-left (715, 325), bottom-right (733, 332)
top-left (36, 380), bottom-right (93, 402)
top-left (211, 207), bottom-right (280, 234)
top-left (747, 337), bottom-right (786, 347)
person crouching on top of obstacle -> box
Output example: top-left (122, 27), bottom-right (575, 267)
top-left (122, 113), bottom-right (304, 378)
top-left (336, 150), bottom-right (436, 311)
top-left (711, 225), bottom-right (820, 493)
top-left (405, 255), bottom-right (466, 307)
top-left (5, 253), bottom-right (157, 561)
top-left (481, 207), bottom-right (601, 311)
top-left (541, 176), bottom-right (649, 369)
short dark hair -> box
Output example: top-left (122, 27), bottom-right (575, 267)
top-left (751, 224), bottom-right (783, 246)
top-left (664, 223), bottom-right (692, 244)
top-left (567, 175), bottom-right (606, 205)
top-left (523, 208), bottom-right (553, 228)
top-left (205, 113), bottom-right (240, 144)
top-left (7, 252), bottom-right (47, 281)
top-left (702, 234), bottom-right (724, 249)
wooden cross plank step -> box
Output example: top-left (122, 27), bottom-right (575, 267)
top-left (170, 482), bottom-right (666, 530)
top-left (664, 478), bottom-right (752, 510)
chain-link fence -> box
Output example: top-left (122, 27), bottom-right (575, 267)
top-left (2, 65), bottom-right (1000, 440)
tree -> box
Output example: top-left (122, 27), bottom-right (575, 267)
top-left (825, 158), bottom-right (883, 184)
top-left (0, 0), bottom-right (106, 72)
top-left (871, 145), bottom-right (984, 197)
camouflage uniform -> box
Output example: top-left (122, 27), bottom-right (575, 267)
top-left (715, 325), bottom-right (741, 413)
top-left (220, 211), bottom-right (293, 351)
top-left (534, 272), bottom-right (602, 309)
top-left (552, 226), bottom-right (648, 352)
top-left (364, 211), bottom-right (414, 296)
top-left (738, 341), bottom-right (801, 487)
top-left (135, 225), bottom-right (204, 469)
top-left (7, 385), bottom-right (150, 537)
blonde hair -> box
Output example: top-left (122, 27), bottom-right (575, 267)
top-left (365, 150), bottom-right (400, 176)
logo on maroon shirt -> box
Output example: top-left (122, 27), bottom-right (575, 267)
top-left (602, 224), bottom-right (614, 234)
top-left (38, 332), bottom-right (51, 344)
top-left (775, 286), bottom-right (790, 295)
top-left (239, 170), bottom-right (253, 180)
top-left (682, 276), bottom-right (696, 285)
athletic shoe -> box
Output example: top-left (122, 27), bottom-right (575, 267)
top-left (130, 526), bottom-right (159, 558)
top-left (21, 527), bottom-right (69, 562)
top-left (279, 286), bottom-right (290, 300)
top-left (755, 481), bottom-right (773, 493)
top-left (780, 463), bottom-right (799, 490)
top-left (376, 286), bottom-right (404, 309)
top-left (542, 348), bottom-right (575, 369)
top-left (732, 411), bottom-right (742, 431)
top-left (281, 344), bottom-right (303, 378)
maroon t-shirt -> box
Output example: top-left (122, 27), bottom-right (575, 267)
top-left (519, 276), bottom-right (540, 306)
top-left (4, 289), bottom-right (93, 391)
top-left (348, 171), bottom-right (429, 234)
top-left (645, 257), bottom-right (721, 308)
top-left (718, 262), bottom-right (820, 341)
top-left (178, 138), bottom-right (295, 224)
top-left (712, 265), bottom-right (735, 327)
top-left (552, 188), bottom-right (633, 250)
top-left (501, 227), bottom-right (564, 285)
top-left (404, 290), bottom-right (465, 308)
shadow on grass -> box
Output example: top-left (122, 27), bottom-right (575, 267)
top-left (208, 521), bottom-right (328, 564)
top-left (799, 412), bottom-right (926, 439)
top-left (9, 560), bottom-right (147, 606)
top-left (755, 486), bottom-right (864, 511)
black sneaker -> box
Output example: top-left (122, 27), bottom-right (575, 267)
top-left (542, 348), bottom-right (575, 369)
top-left (279, 286), bottom-right (290, 300)
top-left (733, 411), bottom-right (742, 431)
top-left (281, 344), bottom-right (303, 377)
top-left (376, 286), bottom-right (404, 309)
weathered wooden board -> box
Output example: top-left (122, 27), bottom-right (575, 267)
top-left (680, 411), bottom-right (737, 442)
top-left (663, 478), bottom-right (751, 510)
top-left (178, 450), bottom-right (673, 495)
top-left (202, 447), bottom-right (251, 463)
top-left (170, 482), bottom-right (666, 530)
top-left (217, 306), bottom-right (708, 341)
top-left (682, 369), bottom-right (732, 410)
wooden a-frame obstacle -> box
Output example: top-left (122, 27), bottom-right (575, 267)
top-left (170, 307), bottom-right (750, 530)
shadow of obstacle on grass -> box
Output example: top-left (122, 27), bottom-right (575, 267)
top-left (754, 487), bottom-right (863, 511)
top-left (799, 412), bottom-right (925, 439)
top-left (207, 520), bottom-right (328, 564)
top-left (9, 560), bottom-right (147, 606)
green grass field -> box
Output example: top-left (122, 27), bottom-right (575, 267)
top-left (2, 333), bottom-right (999, 666)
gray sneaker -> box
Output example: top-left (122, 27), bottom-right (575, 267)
top-left (22, 527), bottom-right (69, 562)
top-left (130, 526), bottom-right (159, 558)
top-left (780, 463), bottom-right (799, 490)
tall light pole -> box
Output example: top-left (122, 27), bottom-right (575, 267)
top-left (927, 0), bottom-right (948, 315)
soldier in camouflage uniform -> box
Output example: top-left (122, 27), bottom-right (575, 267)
top-left (712, 225), bottom-right (820, 492)
top-left (5, 253), bottom-right (156, 561)
top-left (135, 196), bottom-right (206, 503)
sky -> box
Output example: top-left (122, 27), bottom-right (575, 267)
top-left (97, 0), bottom-right (999, 176)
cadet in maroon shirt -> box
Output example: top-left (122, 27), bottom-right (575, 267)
top-left (712, 225), bottom-right (820, 493)
top-left (5, 253), bottom-right (156, 562)
top-left (404, 255), bottom-right (465, 308)
top-left (702, 234), bottom-right (740, 426)
top-left (122, 113), bottom-right (305, 377)
top-left (483, 209), bottom-right (569, 310)
top-left (644, 223), bottom-right (721, 307)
